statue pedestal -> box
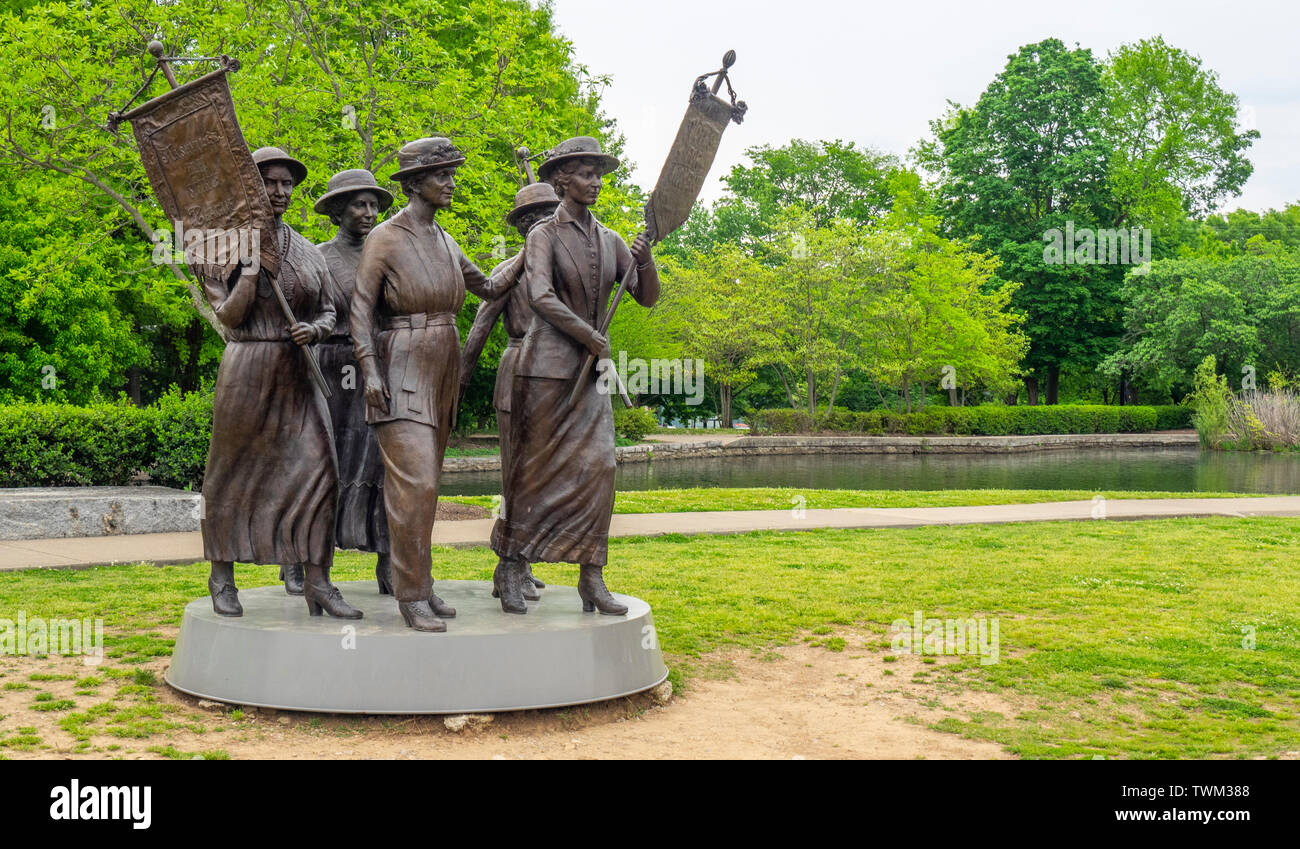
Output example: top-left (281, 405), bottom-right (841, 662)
top-left (165, 580), bottom-right (667, 714)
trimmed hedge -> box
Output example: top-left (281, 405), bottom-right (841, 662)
top-left (754, 404), bottom-right (1192, 436)
top-left (0, 389), bottom-right (212, 490)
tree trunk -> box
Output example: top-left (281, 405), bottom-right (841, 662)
top-left (720, 384), bottom-right (733, 428)
top-left (1024, 376), bottom-right (1039, 406)
top-left (903, 378), bottom-right (912, 414)
top-left (807, 369), bottom-right (816, 416)
top-left (1045, 368), bottom-right (1060, 405)
top-left (948, 383), bottom-right (959, 406)
top-left (127, 366), bottom-right (142, 407)
top-left (1003, 389), bottom-right (1019, 406)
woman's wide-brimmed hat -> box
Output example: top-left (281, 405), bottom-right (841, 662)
top-left (389, 137), bottom-right (466, 181)
top-left (505, 181), bottom-right (560, 226)
top-left (537, 136), bottom-right (619, 182)
top-left (313, 169), bottom-right (394, 215)
top-left (251, 146), bottom-right (308, 184)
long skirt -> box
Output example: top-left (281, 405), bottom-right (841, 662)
top-left (490, 375), bottom-right (615, 566)
top-left (318, 339), bottom-right (389, 553)
top-left (200, 340), bottom-right (337, 567)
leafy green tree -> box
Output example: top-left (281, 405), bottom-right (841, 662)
top-left (1101, 36), bottom-right (1259, 230)
top-left (663, 139), bottom-right (911, 259)
top-left (655, 246), bottom-right (769, 426)
top-left (0, 0), bottom-right (628, 407)
top-left (1102, 252), bottom-right (1300, 398)
top-left (918, 38), bottom-right (1118, 405)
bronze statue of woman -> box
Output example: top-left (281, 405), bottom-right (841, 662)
top-left (489, 137), bottom-right (659, 614)
top-left (198, 146), bottom-right (362, 620)
top-left (314, 169), bottom-right (396, 594)
top-left (351, 137), bottom-right (522, 632)
top-left (460, 180), bottom-right (561, 603)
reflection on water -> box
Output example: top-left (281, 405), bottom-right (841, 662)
top-left (440, 447), bottom-right (1300, 497)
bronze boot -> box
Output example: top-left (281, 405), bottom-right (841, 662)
top-left (279, 563), bottom-right (305, 596)
top-left (525, 563), bottom-right (545, 590)
top-left (577, 563), bottom-right (628, 616)
top-left (429, 586), bottom-right (457, 618)
top-left (398, 600), bottom-right (446, 632)
top-left (208, 561), bottom-right (242, 617)
top-left (375, 552), bottom-right (394, 595)
top-left (493, 557), bottom-right (527, 614)
top-left (303, 564), bottom-right (363, 619)
top-left (495, 561), bottom-right (540, 601)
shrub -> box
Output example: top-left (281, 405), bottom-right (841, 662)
top-left (0, 402), bottom-right (153, 487)
top-left (148, 386), bottom-right (214, 490)
top-left (0, 389), bottom-right (213, 489)
top-left (1189, 356), bottom-right (1231, 447)
top-left (753, 404), bottom-right (1183, 436)
top-left (613, 405), bottom-right (657, 442)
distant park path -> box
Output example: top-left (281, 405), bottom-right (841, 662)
top-left (3, 495), bottom-right (1297, 572)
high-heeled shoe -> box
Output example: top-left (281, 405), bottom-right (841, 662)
top-left (279, 563), bottom-right (305, 596)
top-left (493, 565), bottom-right (540, 600)
top-left (398, 600), bottom-right (446, 632)
top-left (303, 580), bottom-right (363, 619)
top-left (375, 554), bottom-right (393, 595)
top-left (493, 558), bottom-right (527, 614)
top-left (525, 563), bottom-right (545, 589)
top-left (577, 563), bottom-right (627, 616)
top-left (429, 590), bottom-right (456, 618)
top-left (208, 576), bottom-right (243, 617)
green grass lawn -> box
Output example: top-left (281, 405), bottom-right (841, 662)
top-left (446, 486), bottom-right (1262, 514)
top-left (1, 515), bottom-right (1297, 759)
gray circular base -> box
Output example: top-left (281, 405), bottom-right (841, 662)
top-left (165, 580), bottom-right (667, 714)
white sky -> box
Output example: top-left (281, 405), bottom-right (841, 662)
top-left (547, 0), bottom-right (1300, 214)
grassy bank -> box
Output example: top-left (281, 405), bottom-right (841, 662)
top-left (2, 516), bottom-right (1298, 758)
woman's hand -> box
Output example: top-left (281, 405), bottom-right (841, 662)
top-left (630, 233), bottom-right (652, 266)
top-left (586, 329), bottom-right (610, 360)
top-left (288, 322), bottom-right (316, 346)
top-left (364, 373), bottom-right (390, 413)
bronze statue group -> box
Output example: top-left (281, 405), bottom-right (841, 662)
top-left (198, 135), bottom-right (659, 633)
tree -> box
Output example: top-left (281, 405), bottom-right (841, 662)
top-left (662, 138), bottom-right (911, 260)
top-left (1101, 36), bottom-right (1259, 230)
top-left (917, 38), bottom-right (1118, 405)
top-left (1102, 251), bottom-right (1300, 398)
top-left (859, 217), bottom-right (1027, 412)
top-left (655, 246), bottom-right (769, 427)
top-left (0, 0), bottom-right (628, 405)
top-left (759, 209), bottom-right (877, 417)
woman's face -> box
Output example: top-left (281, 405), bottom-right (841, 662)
top-left (561, 159), bottom-right (602, 207)
top-left (415, 166), bottom-right (457, 210)
top-left (339, 190), bottom-right (381, 237)
top-left (262, 164), bottom-right (295, 217)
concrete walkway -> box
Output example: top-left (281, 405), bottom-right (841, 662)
top-left (2, 496), bottom-right (1297, 573)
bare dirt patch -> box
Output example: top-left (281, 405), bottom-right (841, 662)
top-left (436, 501), bottom-right (490, 521)
top-left (0, 629), bottom-right (1014, 760)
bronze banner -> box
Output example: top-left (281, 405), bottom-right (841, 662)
top-left (121, 68), bottom-right (279, 278)
top-left (644, 91), bottom-right (734, 243)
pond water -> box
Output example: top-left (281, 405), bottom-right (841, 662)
top-left (439, 446), bottom-right (1300, 496)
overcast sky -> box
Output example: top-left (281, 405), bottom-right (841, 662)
top-left (547, 0), bottom-right (1299, 214)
